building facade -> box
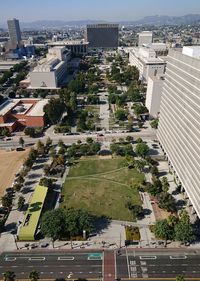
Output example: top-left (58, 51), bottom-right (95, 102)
top-left (129, 47), bottom-right (166, 81)
top-left (0, 98), bottom-right (48, 132)
top-left (7, 18), bottom-right (22, 48)
top-left (30, 46), bottom-right (70, 89)
top-left (157, 47), bottom-right (200, 218)
top-left (86, 24), bottom-right (119, 48)
top-left (138, 31), bottom-right (153, 46)
top-left (145, 75), bottom-right (164, 118)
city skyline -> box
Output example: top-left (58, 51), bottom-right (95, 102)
top-left (1, 0), bottom-right (200, 22)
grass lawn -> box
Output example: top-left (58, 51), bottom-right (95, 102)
top-left (61, 157), bottom-right (144, 221)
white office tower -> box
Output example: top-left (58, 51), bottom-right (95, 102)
top-left (7, 18), bottom-right (22, 47)
top-left (157, 46), bottom-right (200, 218)
top-left (145, 75), bottom-right (164, 118)
top-left (138, 31), bottom-right (153, 46)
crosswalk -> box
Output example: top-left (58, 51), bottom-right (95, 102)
top-left (129, 259), bottom-right (149, 278)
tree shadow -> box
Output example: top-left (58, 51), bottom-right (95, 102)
top-left (5, 222), bottom-right (17, 233)
top-left (158, 171), bottom-right (168, 177)
top-left (93, 217), bottom-right (111, 235)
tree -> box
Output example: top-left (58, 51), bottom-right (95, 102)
top-left (41, 209), bottom-right (66, 245)
top-left (44, 98), bottom-right (65, 124)
top-left (162, 177), bottom-right (169, 193)
top-left (24, 127), bottom-right (35, 137)
top-left (175, 221), bottom-right (194, 244)
top-left (46, 137), bottom-right (52, 148)
top-left (134, 159), bottom-right (146, 172)
top-left (150, 119), bottom-right (159, 129)
top-left (150, 165), bottom-right (159, 176)
top-left (115, 109), bottom-right (128, 121)
top-left (1, 194), bottom-right (13, 209)
top-left (126, 136), bottom-right (133, 143)
top-left (176, 276), bottom-right (185, 281)
top-left (174, 210), bottom-right (194, 244)
top-left (37, 140), bottom-right (45, 155)
top-left (39, 177), bottom-right (54, 189)
top-left (135, 142), bottom-right (149, 158)
top-left (3, 272), bottom-right (15, 281)
top-left (29, 270), bottom-right (39, 281)
top-left (19, 137), bottom-right (24, 148)
top-left (157, 192), bottom-right (177, 212)
top-left (154, 219), bottom-right (173, 242)
top-left (18, 196), bottom-right (25, 211)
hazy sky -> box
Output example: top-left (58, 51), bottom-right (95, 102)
top-left (1, 0), bottom-right (200, 22)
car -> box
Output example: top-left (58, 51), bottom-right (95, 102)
top-left (5, 137), bottom-right (12, 141)
top-left (16, 147), bottom-right (25, 151)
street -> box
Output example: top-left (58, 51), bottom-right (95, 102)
top-left (1, 249), bottom-right (200, 280)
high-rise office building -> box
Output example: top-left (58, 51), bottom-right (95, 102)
top-left (157, 46), bottom-right (200, 218)
top-left (7, 18), bottom-right (22, 47)
top-left (86, 24), bottom-right (119, 48)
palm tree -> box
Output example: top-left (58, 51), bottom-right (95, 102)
top-left (19, 137), bottom-right (25, 148)
top-left (3, 271), bottom-right (15, 281)
top-left (29, 270), bottom-right (39, 281)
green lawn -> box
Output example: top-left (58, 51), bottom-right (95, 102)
top-left (61, 158), bottom-right (144, 221)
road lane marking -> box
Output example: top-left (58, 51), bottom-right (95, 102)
top-left (5, 257), bottom-right (16, 261)
top-left (170, 255), bottom-right (187, 259)
top-left (58, 256), bottom-right (74, 261)
top-left (140, 256), bottom-right (157, 260)
top-left (29, 257), bottom-right (45, 261)
top-left (126, 247), bottom-right (131, 278)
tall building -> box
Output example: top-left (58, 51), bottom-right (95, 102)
top-left (138, 31), bottom-right (153, 46)
top-left (7, 18), bottom-right (22, 47)
top-left (86, 24), bottom-right (119, 49)
top-left (157, 46), bottom-right (200, 218)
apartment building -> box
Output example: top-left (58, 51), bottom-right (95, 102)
top-left (157, 46), bottom-right (200, 218)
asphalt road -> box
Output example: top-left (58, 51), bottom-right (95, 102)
top-left (0, 131), bottom-right (156, 148)
top-left (1, 250), bottom-right (200, 280)
top-left (0, 251), bottom-right (103, 280)
top-left (117, 249), bottom-right (200, 279)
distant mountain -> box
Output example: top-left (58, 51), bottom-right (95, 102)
top-left (0, 14), bottom-right (200, 30)
top-left (125, 14), bottom-right (200, 26)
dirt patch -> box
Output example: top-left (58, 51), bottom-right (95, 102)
top-left (0, 149), bottom-right (29, 197)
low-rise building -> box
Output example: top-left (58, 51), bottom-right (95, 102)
top-left (0, 98), bottom-right (49, 132)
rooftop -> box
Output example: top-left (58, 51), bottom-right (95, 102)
top-left (26, 99), bottom-right (49, 117)
top-left (18, 185), bottom-right (48, 241)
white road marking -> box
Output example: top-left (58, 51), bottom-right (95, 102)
top-left (140, 256), bottom-right (157, 260)
top-left (126, 248), bottom-right (131, 278)
top-left (130, 260), bottom-right (136, 265)
top-left (170, 255), bottom-right (187, 260)
top-left (58, 256), bottom-right (74, 261)
top-left (5, 257), bottom-right (16, 261)
top-left (29, 257), bottom-right (45, 261)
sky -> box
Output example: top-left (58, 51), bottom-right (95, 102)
top-left (1, 0), bottom-right (200, 22)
